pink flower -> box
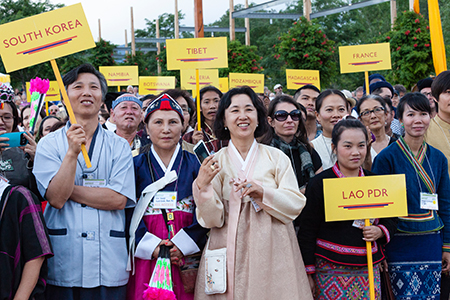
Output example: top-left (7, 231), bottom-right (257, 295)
top-left (425, 44), bottom-right (430, 47)
top-left (293, 21), bottom-right (297, 25)
top-left (386, 36), bottom-right (391, 40)
top-left (292, 38), bottom-right (297, 41)
top-left (304, 54), bottom-right (309, 58)
top-left (416, 28), bottom-right (421, 33)
top-left (291, 47), bottom-right (295, 50)
top-left (414, 37), bottom-right (417, 40)
top-left (415, 19), bottom-right (420, 23)
top-left (319, 60), bottom-right (323, 65)
top-left (405, 30), bottom-right (410, 35)
top-left (397, 46), bottom-right (401, 51)
top-left (29, 77), bottom-right (50, 94)
top-left (414, 44), bottom-right (418, 47)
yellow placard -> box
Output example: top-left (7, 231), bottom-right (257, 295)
top-left (229, 73), bottom-right (264, 93)
top-left (180, 69), bottom-right (219, 97)
top-left (99, 66), bottom-right (139, 86)
top-left (139, 76), bottom-right (175, 95)
top-left (286, 69), bottom-right (320, 90)
top-left (323, 175), bottom-right (407, 222)
top-left (26, 81), bottom-right (60, 102)
top-left (0, 74), bottom-right (10, 83)
top-left (219, 78), bottom-right (229, 93)
top-left (166, 37), bottom-right (228, 70)
top-left (339, 43), bottom-right (392, 74)
top-left (0, 4), bottom-right (95, 73)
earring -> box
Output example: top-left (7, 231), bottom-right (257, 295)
top-left (256, 124), bottom-right (259, 127)
top-left (225, 127), bottom-right (228, 130)
top-left (401, 123), bottom-right (404, 127)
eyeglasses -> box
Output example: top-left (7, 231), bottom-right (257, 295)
top-left (360, 107), bottom-right (385, 118)
top-left (273, 110), bottom-right (301, 122)
top-left (0, 114), bottom-right (14, 123)
top-left (179, 105), bottom-right (191, 114)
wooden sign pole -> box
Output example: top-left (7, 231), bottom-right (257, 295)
top-left (194, 0), bottom-right (204, 131)
top-left (50, 59), bottom-right (92, 168)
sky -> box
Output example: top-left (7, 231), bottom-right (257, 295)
top-left (50, 0), bottom-right (291, 45)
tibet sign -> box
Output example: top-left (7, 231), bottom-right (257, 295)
top-left (228, 73), bottom-right (264, 93)
top-left (286, 69), bottom-right (320, 90)
top-left (99, 66), bottom-right (139, 86)
top-left (166, 37), bottom-right (228, 70)
top-left (323, 174), bottom-right (407, 222)
top-left (139, 76), bottom-right (175, 95)
top-left (0, 3), bottom-right (95, 72)
top-left (339, 43), bottom-right (392, 74)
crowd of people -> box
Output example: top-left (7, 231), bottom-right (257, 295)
top-left (1, 62), bottom-right (450, 300)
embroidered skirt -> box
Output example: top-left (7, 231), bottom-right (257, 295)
top-left (385, 231), bottom-right (442, 299)
top-left (314, 258), bottom-right (381, 300)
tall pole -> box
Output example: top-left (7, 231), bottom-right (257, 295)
top-left (131, 7), bottom-right (136, 56)
top-left (125, 29), bottom-right (128, 55)
top-left (229, 0), bottom-right (235, 41)
top-left (391, 0), bottom-right (397, 28)
top-left (409, 0), bottom-right (414, 10)
top-left (303, 0), bottom-right (312, 21)
top-left (174, 0), bottom-right (179, 39)
top-left (194, 0), bottom-right (204, 38)
top-left (156, 18), bottom-right (161, 74)
top-left (98, 19), bottom-right (101, 42)
top-left (245, 0), bottom-right (250, 45)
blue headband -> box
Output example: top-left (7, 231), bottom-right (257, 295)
top-left (112, 93), bottom-right (142, 110)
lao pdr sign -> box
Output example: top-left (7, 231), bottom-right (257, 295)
top-left (323, 174), bottom-right (407, 222)
top-left (0, 3), bottom-right (95, 72)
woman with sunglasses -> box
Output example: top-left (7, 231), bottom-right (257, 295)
top-left (356, 95), bottom-right (397, 164)
top-left (311, 90), bottom-right (349, 170)
top-left (267, 95), bottom-right (322, 194)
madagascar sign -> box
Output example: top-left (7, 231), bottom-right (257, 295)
top-left (139, 76), bottom-right (175, 95)
top-left (26, 81), bottom-right (60, 102)
top-left (219, 77), bottom-right (229, 93)
top-left (166, 37), bottom-right (228, 70)
top-left (323, 175), bottom-right (407, 222)
top-left (99, 66), bottom-right (139, 86)
top-left (229, 73), bottom-right (264, 93)
top-left (339, 43), bottom-right (392, 74)
top-left (180, 69), bottom-right (219, 93)
top-left (0, 4), bottom-right (95, 72)
top-left (286, 69), bottom-right (320, 90)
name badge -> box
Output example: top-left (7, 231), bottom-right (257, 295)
top-left (153, 191), bottom-right (177, 209)
top-left (420, 192), bottom-right (438, 210)
top-left (251, 199), bottom-right (262, 212)
top-left (83, 179), bottom-right (106, 188)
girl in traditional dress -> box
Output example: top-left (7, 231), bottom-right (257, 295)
top-left (267, 95), bottom-right (323, 193)
top-left (372, 93), bottom-right (450, 299)
top-left (193, 86), bottom-right (312, 299)
top-left (183, 86), bottom-right (228, 153)
top-left (298, 118), bottom-right (397, 300)
top-left (356, 95), bottom-right (397, 162)
top-left (311, 90), bottom-right (349, 170)
top-left (127, 94), bottom-right (209, 300)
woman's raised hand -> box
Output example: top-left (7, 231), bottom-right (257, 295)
top-left (195, 155), bottom-right (221, 190)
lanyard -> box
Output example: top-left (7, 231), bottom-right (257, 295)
top-left (397, 137), bottom-right (435, 194)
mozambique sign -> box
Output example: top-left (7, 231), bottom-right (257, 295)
top-left (0, 3), bottom-right (95, 72)
top-left (229, 73), bottom-right (264, 93)
top-left (339, 43), bottom-right (392, 74)
top-left (166, 37), bottom-right (228, 70)
top-left (323, 174), bottom-right (407, 222)
top-left (99, 66), bottom-right (139, 86)
top-left (26, 81), bottom-right (60, 102)
top-left (180, 69), bottom-right (219, 93)
top-left (286, 69), bottom-right (320, 90)
top-left (139, 76), bottom-right (175, 95)
top-left (219, 78), bottom-right (229, 94)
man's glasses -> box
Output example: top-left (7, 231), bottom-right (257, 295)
top-left (273, 110), bottom-right (301, 122)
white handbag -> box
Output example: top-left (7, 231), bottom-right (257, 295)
top-left (204, 238), bottom-right (227, 295)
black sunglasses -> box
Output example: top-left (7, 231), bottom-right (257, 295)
top-left (273, 110), bottom-right (302, 122)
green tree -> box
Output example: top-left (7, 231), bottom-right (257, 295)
top-left (219, 40), bottom-right (263, 77)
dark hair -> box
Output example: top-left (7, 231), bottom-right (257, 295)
top-left (293, 84), bottom-right (320, 101)
top-left (355, 94), bottom-right (387, 115)
top-left (431, 70), bottom-right (450, 100)
top-left (160, 89), bottom-right (195, 128)
top-left (49, 120), bottom-right (67, 133)
top-left (331, 117), bottom-right (369, 148)
top-left (98, 108), bottom-right (110, 121)
top-left (397, 92), bottom-right (431, 120)
top-left (5, 101), bottom-right (19, 132)
top-left (267, 95), bottom-right (309, 146)
top-left (394, 84), bottom-right (407, 95)
top-left (20, 104), bottom-right (46, 129)
top-left (36, 115), bottom-right (60, 142)
top-left (315, 89), bottom-right (347, 112)
top-left (62, 63), bottom-right (108, 100)
top-left (214, 86), bottom-right (269, 140)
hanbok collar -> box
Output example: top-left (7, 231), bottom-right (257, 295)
top-left (229, 139), bottom-right (258, 171)
top-left (151, 143), bottom-right (180, 174)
